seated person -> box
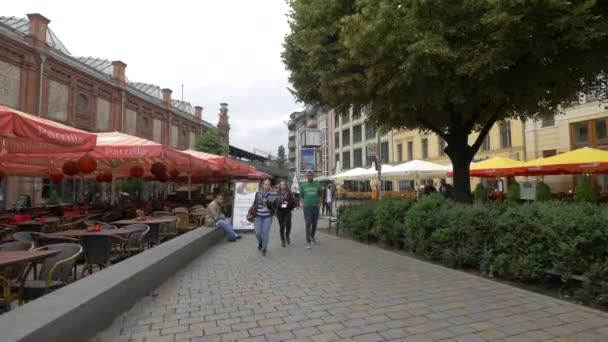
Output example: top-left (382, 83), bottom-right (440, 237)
top-left (205, 194), bottom-right (241, 242)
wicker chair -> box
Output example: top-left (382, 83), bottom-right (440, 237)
top-left (55, 220), bottom-right (85, 232)
top-left (0, 241), bottom-right (35, 309)
top-left (19, 243), bottom-right (82, 304)
top-left (190, 209), bottom-right (207, 227)
top-left (174, 211), bottom-right (195, 234)
top-left (159, 217), bottom-right (179, 242)
top-left (152, 211), bottom-right (172, 218)
top-left (118, 224), bottom-right (150, 256)
top-left (80, 235), bottom-right (122, 276)
top-left (190, 205), bottom-right (205, 211)
top-left (0, 224), bottom-right (16, 242)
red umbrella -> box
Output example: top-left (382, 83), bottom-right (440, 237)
top-left (0, 105), bottom-right (96, 154)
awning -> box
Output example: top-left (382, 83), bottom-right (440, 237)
top-left (466, 156), bottom-right (525, 177)
top-left (0, 105), bottom-right (96, 154)
top-left (518, 147), bottom-right (608, 175)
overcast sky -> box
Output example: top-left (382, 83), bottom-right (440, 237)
top-left (1, 0), bottom-right (301, 156)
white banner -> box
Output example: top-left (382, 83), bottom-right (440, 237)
top-left (232, 181), bottom-right (259, 230)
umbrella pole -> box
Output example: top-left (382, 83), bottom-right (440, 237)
top-left (111, 166), bottom-right (117, 205)
top-left (188, 172), bottom-right (192, 202)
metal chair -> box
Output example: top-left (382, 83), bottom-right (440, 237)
top-left (118, 224), bottom-right (150, 256)
top-left (190, 208), bottom-right (207, 227)
top-left (19, 243), bottom-right (83, 303)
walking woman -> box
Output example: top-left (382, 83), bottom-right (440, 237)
top-left (254, 179), bottom-right (278, 256)
top-left (277, 180), bottom-right (296, 247)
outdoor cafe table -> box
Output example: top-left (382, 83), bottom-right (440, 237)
top-left (17, 217), bottom-right (61, 232)
top-left (47, 227), bottom-right (144, 238)
top-left (0, 250), bottom-right (60, 268)
top-left (111, 217), bottom-right (176, 246)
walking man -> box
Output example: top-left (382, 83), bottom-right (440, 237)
top-left (322, 184), bottom-right (335, 217)
top-left (300, 170), bottom-right (322, 249)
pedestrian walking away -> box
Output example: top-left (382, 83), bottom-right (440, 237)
top-left (276, 180), bottom-right (296, 247)
top-left (322, 184), bottom-right (335, 217)
top-left (300, 170), bottom-right (322, 249)
top-left (205, 194), bottom-right (242, 241)
top-left (253, 179), bottom-right (278, 256)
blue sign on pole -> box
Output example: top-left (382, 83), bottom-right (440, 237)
top-left (301, 148), bottom-right (316, 172)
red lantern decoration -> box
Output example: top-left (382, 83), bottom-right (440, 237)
top-left (50, 173), bottom-right (64, 184)
top-left (169, 169), bottom-right (180, 179)
top-left (150, 162), bottom-right (167, 177)
top-left (155, 173), bottom-right (168, 182)
top-left (62, 161), bottom-right (79, 176)
top-left (0, 170), bottom-right (5, 182)
top-left (77, 156), bottom-right (97, 174)
top-left (101, 172), bottom-right (113, 183)
top-left (130, 166), bottom-right (144, 178)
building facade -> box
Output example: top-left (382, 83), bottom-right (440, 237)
top-left (525, 92), bottom-right (608, 193)
top-left (287, 106), bottom-right (332, 179)
top-left (0, 14), bottom-right (230, 208)
top-left (331, 107), bottom-right (391, 172)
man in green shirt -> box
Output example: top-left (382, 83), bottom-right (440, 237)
top-left (299, 170), bottom-right (322, 248)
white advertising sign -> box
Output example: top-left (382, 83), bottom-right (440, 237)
top-left (520, 179), bottom-right (537, 201)
top-left (232, 181), bottom-right (260, 230)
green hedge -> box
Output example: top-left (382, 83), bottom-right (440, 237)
top-left (336, 196), bottom-right (608, 305)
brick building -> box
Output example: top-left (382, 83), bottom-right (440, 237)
top-left (0, 13), bottom-right (230, 208)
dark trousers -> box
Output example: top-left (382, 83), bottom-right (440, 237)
top-left (303, 206), bottom-right (319, 243)
top-left (277, 210), bottom-right (292, 242)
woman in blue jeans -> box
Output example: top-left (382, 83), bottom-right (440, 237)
top-left (253, 179), bottom-right (278, 256)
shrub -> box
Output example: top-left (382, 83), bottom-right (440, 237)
top-left (473, 183), bottom-right (488, 203)
top-left (47, 190), bottom-right (61, 206)
top-left (338, 201), bottom-right (376, 241)
top-left (506, 181), bottom-right (520, 202)
top-left (373, 199), bottom-right (412, 246)
top-left (404, 194), bottom-right (448, 255)
top-left (575, 176), bottom-right (599, 203)
top-left (536, 181), bottom-right (552, 201)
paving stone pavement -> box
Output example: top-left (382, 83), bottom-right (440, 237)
top-left (92, 210), bottom-right (608, 342)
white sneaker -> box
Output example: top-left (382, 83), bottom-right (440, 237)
top-left (311, 238), bottom-right (317, 245)
top-left (306, 243), bottom-right (312, 249)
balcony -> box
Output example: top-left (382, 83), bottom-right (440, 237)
top-left (289, 130), bottom-right (296, 139)
top-left (288, 141), bottom-right (295, 149)
top-left (288, 151), bottom-right (296, 160)
top-left (288, 161), bottom-right (296, 170)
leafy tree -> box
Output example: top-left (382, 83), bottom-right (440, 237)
top-left (277, 145), bottom-right (287, 170)
top-left (195, 129), bottom-right (228, 155)
top-left (283, 0), bottom-right (608, 202)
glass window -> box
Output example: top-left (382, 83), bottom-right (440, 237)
top-left (353, 125), bottom-right (362, 143)
top-left (334, 132), bottom-right (340, 149)
top-left (500, 122), bottom-right (512, 148)
top-left (342, 129), bottom-right (350, 146)
top-left (334, 114), bottom-right (339, 127)
top-left (381, 142), bottom-right (389, 163)
top-left (353, 148), bottom-right (363, 167)
top-left (421, 138), bottom-right (428, 159)
top-left (397, 143), bottom-right (403, 162)
top-left (541, 114), bottom-right (555, 128)
top-left (365, 124), bottom-right (376, 140)
top-left (596, 119), bottom-right (608, 145)
top-left (542, 149), bottom-right (557, 158)
top-left (343, 112), bottom-right (350, 124)
top-left (399, 180), bottom-right (415, 192)
top-left (572, 122), bottom-right (590, 147)
top-left (438, 138), bottom-right (446, 156)
top-left (342, 151), bottom-right (351, 169)
top-left (481, 135), bottom-right (491, 151)
top-left (407, 141), bottom-right (414, 160)
top-left (96, 98), bottom-right (111, 131)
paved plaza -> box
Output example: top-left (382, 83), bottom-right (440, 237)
top-left (93, 210), bottom-right (608, 342)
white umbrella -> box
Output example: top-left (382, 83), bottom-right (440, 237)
top-left (383, 160), bottom-right (451, 180)
top-left (350, 164), bottom-right (395, 181)
top-left (331, 167), bottom-right (367, 180)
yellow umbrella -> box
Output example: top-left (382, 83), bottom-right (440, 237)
top-left (520, 147), bottom-right (608, 175)
top-left (468, 157), bottom-right (525, 177)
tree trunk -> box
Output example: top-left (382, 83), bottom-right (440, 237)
top-left (446, 135), bottom-right (475, 203)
